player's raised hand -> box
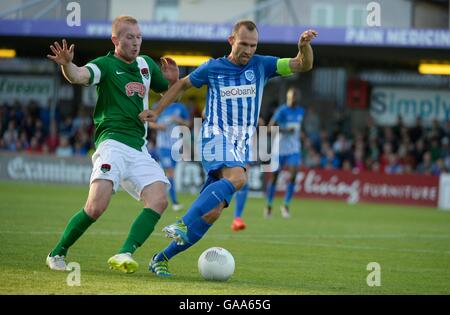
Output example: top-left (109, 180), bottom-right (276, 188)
top-left (299, 29), bottom-right (318, 48)
top-left (47, 39), bottom-right (75, 66)
top-left (139, 109), bottom-right (157, 123)
top-left (160, 57), bottom-right (179, 85)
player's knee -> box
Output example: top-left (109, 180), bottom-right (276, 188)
top-left (227, 172), bottom-right (247, 190)
top-left (157, 196), bottom-right (169, 212)
top-left (145, 192), bottom-right (168, 212)
top-left (84, 202), bottom-right (107, 220)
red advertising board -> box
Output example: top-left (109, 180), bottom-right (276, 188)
top-left (272, 169), bottom-right (439, 207)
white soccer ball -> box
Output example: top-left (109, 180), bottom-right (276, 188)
top-left (198, 247), bottom-right (235, 281)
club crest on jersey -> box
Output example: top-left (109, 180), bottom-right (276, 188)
top-left (125, 82), bottom-right (146, 98)
top-left (100, 164), bottom-right (111, 173)
top-left (244, 70), bottom-right (255, 82)
top-left (141, 67), bottom-right (149, 80)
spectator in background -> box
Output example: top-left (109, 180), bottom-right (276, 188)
top-left (392, 115), bottom-right (405, 140)
top-left (314, 128), bottom-right (330, 152)
top-left (3, 121), bottom-right (18, 151)
top-left (352, 147), bottom-right (365, 173)
top-left (443, 121), bottom-right (450, 139)
top-left (366, 116), bottom-right (379, 140)
top-left (22, 114), bottom-right (36, 140)
top-left (409, 117), bottom-right (423, 143)
top-left (385, 153), bottom-right (403, 174)
top-left (428, 119), bottom-right (444, 141)
top-left (379, 142), bottom-right (393, 172)
top-left (332, 133), bottom-right (351, 165)
top-left (397, 141), bottom-right (414, 172)
top-left (321, 148), bottom-right (340, 169)
top-left (441, 137), bottom-right (450, 159)
top-left (17, 131), bottom-right (29, 152)
top-left (429, 138), bottom-right (441, 162)
top-left (73, 140), bottom-right (88, 156)
top-left (412, 139), bottom-right (425, 167)
top-left (370, 160), bottom-right (381, 173)
top-left (432, 158), bottom-right (447, 176)
top-left (367, 137), bottom-right (380, 163)
top-left (416, 151), bottom-right (434, 175)
top-left (59, 116), bottom-right (73, 137)
top-left (303, 105), bottom-right (320, 144)
top-left (27, 136), bottom-right (43, 154)
top-left (342, 159), bottom-right (352, 171)
top-left (382, 126), bottom-right (397, 149)
top-left (72, 106), bottom-right (93, 135)
top-left (45, 120), bottom-right (60, 153)
top-left (55, 135), bottom-right (73, 157)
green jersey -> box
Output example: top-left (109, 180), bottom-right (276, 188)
top-left (85, 51), bottom-right (169, 151)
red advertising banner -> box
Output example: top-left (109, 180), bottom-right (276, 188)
top-left (272, 169), bottom-right (439, 207)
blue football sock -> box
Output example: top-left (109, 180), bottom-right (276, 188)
top-left (285, 182), bottom-right (295, 205)
top-left (156, 217), bottom-right (211, 261)
top-left (168, 177), bottom-right (178, 204)
top-left (267, 182), bottom-right (276, 207)
top-left (234, 184), bottom-right (248, 218)
top-left (182, 178), bottom-right (236, 226)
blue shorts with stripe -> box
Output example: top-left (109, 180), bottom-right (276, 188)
top-left (198, 133), bottom-right (248, 176)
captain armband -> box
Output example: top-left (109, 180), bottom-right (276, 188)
top-left (276, 58), bottom-right (293, 77)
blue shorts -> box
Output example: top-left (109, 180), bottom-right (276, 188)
top-left (157, 148), bottom-right (177, 169)
top-left (198, 133), bottom-right (248, 176)
top-left (278, 153), bottom-right (301, 170)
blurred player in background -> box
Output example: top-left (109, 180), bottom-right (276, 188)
top-left (149, 102), bottom-right (190, 211)
top-left (45, 15), bottom-right (179, 273)
top-left (230, 118), bottom-right (263, 232)
top-left (264, 87), bottom-right (305, 219)
top-left (140, 20), bottom-right (317, 276)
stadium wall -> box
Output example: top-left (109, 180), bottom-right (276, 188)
top-left (0, 154), bottom-right (448, 209)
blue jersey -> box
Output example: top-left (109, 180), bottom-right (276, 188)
top-left (155, 102), bottom-right (189, 150)
top-left (272, 104), bottom-right (304, 155)
top-left (190, 54), bottom-right (279, 147)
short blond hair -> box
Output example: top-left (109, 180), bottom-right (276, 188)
top-left (231, 20), bottom-right (258, 37)
top-left (112, 15), bottom-right (138, 37)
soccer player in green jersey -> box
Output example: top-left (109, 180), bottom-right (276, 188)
top-left (45, 15), bottom-right (179, 273)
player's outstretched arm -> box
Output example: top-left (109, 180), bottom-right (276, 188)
top-left (47, 39), bottom-right (90, 85)
top-left (289, 29), bottom-right (318, 73)
top-left (160, 57), bottom-right (179, 87)
top-left (139, 76), bottom-right (193, 123)
top-left (148, 122), bottom-right (167, 130)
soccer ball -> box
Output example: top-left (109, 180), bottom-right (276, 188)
top-left (198, 247), bottom-right (235, 281)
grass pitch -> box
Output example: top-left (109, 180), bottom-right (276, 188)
top-left (0, 180), bottom-right (449, 294)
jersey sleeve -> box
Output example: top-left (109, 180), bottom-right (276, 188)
top-left (271, 107), bottom-right (284, 124)
top-left (85, 56), bottom-right (109, 86)
top-left (189, 59), bottom-right (212, 88)
top-left (145, 56), bottom-right (170, 93)
top-left (260, 55), bottom-right (279, 79)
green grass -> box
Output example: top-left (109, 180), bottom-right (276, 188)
top-left (0, 180), bottom-right (449, 294)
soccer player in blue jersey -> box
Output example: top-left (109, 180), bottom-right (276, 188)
top-left (150, 102), bottom-right (190, 211)
top-left (139, 20), bottom-right (317, 276)
top-left (264, 87), bottom-right (305, 219)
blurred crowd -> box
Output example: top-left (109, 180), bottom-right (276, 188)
top-left (301, 113), bottom-right (450, 176)
top-left (1, 101), bottom-right (449, 176)
top-left (0, 101), bottom-right (94, 157)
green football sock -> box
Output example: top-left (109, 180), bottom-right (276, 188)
top-left (50, 208), bottom-right (96, 257)
top-left (119, 208), bottom-right (161, 254)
